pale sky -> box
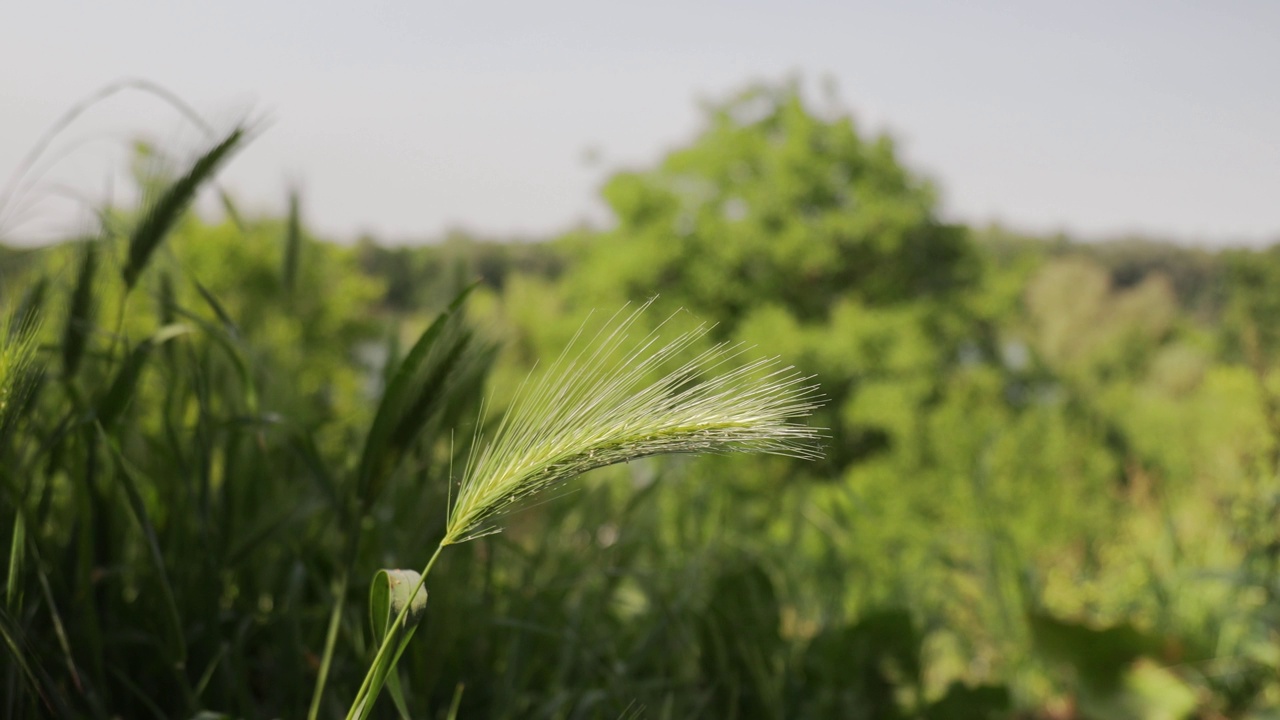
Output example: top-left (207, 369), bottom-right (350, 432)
top-left (2, 1), bottom-right (1278, 246)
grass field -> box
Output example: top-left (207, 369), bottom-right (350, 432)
top-left (5, 84), bottom-right (1280, 719)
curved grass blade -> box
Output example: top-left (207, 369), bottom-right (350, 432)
top-left (283, 187), bottom-right (301, 296)
top-left (33, 561), bottom-right (81, 697)
top-left (62, 240), bottom-right (97, 379)
top-left (306, 285), bottom-right (481, 720)
top-left (217, 188), bottom-right (246, 233)
top-left (445, 684), bottom-right (464, 720)
top-left (192, 277), bottom-right (238, 338)
top-left (4, 513), bottom-right (23, 613)
top-left (156, 271), bottom-right (176, 326)
top-left (356, 569), bottom-right (429, 720)
top-left (0, 607), bottom-right (54, 714)
top-left (99, 427), bottom-right (188, 670)
top-left (171, 296), bottom-right (258, 414)
top-left (124, 126), bottom-right (249, 290)
top-left (94, 324), bottom-right (191, 429)
top-left (0, 78), bottom-right (215, 229)
top-left (9, 275), bottom-right (47, 344)
top-left (356, 285), bottom-right (480, 512)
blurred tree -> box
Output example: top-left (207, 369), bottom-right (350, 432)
top-left (1024, 256), bottom-right (1177, 382)
top-left (356, 232), bottom-right (565, 313)
top-left (522, 80), bottom-right (983, 478)
top-left (567, 80), bottom-right (976, 330)
top-left (161, 209), bottom-right (385, 441)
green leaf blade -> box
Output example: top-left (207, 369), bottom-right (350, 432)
top-left (124, 127), bottom-right (249, 290)
top-left (357, 569), bottom-right (428, 720)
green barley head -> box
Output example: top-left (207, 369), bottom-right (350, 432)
top-left (443, 302), bottom-right (824, 545)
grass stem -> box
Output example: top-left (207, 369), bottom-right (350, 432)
top-left (307, 567), bottom-right (350, 720)
top-left (345, 543), bottom-right (445, 720)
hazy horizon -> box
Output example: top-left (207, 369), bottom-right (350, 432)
top-left (3, 1), bottom-right (1278, 247)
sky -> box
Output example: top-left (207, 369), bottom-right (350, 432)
top-left (2, 1), bottom-right (1278, 247)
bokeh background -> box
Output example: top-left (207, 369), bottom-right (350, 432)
top-left (3, 2), bottom-right (1280, 718)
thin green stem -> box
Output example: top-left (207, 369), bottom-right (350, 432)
top-left (308, 507), bottom-right (366, 720)
top-left (306, 567), bottom-right (350, 720)
top-left (344, 543), bottom-right (446, 720)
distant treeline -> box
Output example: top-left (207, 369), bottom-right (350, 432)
top-left (349, 226), bottom-right (1250, 319)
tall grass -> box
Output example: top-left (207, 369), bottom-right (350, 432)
top-left (346, 305), bottom-right (823, 717)
top-left (1, 106), bottom-right (829, 715)
top-left (9, 84), bottom-right (1279, 719)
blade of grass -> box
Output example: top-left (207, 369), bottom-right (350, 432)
top-left (0, 78), bottom-right (215, 231)
top-left (217, 188), bottom-right (246, 233)
top-left (94, 324), bottom-right (191, 429)
top-left (99, 427), bottom-right (189, 678)
top-left (0, 607), bottom-right (52, 714)
top-left (363, 569), bottom-right (430, 720)
top-left (192, 641), bottom-right (230, 703)
top-left (5, 512), bottom-right (23, 612)
top-left (446, 683), bottom-right (465, 720)
top-left (123, 126), bottom-right (249, 291)
top-left (62, 239), bottom-right (97, 380)
top-left (33, 558), bottom-right (82, 695)
top-left (355, 285), bottom-right (477, 512)
top-left (191, 278), bottom-right (239, 337)
top-left (347, 546), bottom-right (443, 720)
top-left (184, 280), bottom-right (261, 415)
top-left (108, 663), bottom-right (169, 720)
top-left (283, 187), bottom-right (301, 296)
top-left (307, 567), bottom-right (351, 720)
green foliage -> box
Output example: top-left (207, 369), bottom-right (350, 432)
top-left (0, 293), bottom-right (42, 447)
top-left (6, 77), bottom-right (1280, 719)
top-left (356, 287), bottom-right (486, 515)
top-left (124, 126), bottom-right (248, 290)
top-left (61, 239), bottom-right (97, 380)
top-left (0, 152), bottom-right (400, 716)
top-left (464, 80), bottom-right (1280, 718)
top-left (362, 569), bottom-right (430, 720)
top-left (570, 81), bottom-right (975, 326)
top-left (355, 233), bottom-right (566, 313)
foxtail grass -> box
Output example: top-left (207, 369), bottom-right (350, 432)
top-left (1, 302), bottom-right (44, 446)
top-left (123, 126), bottom-right (248, 290)
top-left (345, 302), bottom-right (824, 718)
top-left (444, 303), bottom-right (823, 544)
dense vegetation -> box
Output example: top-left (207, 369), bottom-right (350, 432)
top-left (4, 81), bottom-right (1280, 719)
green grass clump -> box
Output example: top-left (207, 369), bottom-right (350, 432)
top-left (12, 79), bottom-right (1280, 719)
top-left (347, 302), bottom-right (824, 718)
top-left (0, 295), bottom-right (42, 445)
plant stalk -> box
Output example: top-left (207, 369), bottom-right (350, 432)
top-left (344, 543), bottom-right (446, 720)
top-left (306, 567), bottom-right (350, 720)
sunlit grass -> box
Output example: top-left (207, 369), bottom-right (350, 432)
top-left (446, 302), bottom-right (823, 545)
top-left (347, 301), bottom-right (825, 718)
